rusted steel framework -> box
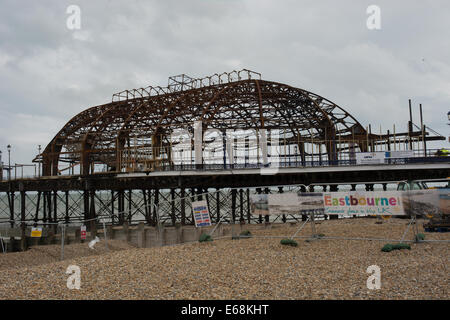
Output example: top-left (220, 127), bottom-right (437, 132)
top-left (38, 69), bottom-right (428, 176)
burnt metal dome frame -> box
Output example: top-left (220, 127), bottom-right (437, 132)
top-left (38, 69), bottom-right (414, 176)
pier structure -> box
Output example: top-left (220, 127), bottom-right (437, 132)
top-left (0, 69), bottom-right (448, 235)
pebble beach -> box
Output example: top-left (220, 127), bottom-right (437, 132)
top-left (0, 218), bottom-right (448, 300)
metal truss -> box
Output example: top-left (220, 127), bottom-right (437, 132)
top-left (38, 69), bottom-right (384, 176)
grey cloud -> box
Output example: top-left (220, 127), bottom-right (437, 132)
top-left (0, 0), bottom-right (449, 169)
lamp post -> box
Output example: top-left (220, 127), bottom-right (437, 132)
top-left (7, 145), bottom-right (11, 181)
top-left (38, 145), bottom-right (41, 178)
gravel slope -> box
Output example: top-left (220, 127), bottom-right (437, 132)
top-left (0, 218), bottom-right (448, 300)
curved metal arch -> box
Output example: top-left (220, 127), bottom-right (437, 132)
top-left (41, 76), bottom-right (370, 175)
top-left (42, 104), bottom-right (111, 175)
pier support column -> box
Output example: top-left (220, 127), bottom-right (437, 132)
top-left (90, 190), bottom-right (97, 238)
top-left (239, 189), bottom-right (245, 224)
top-left (65, 191), bottom-right (69, 224)
top-left (118, 190), bottom-right (125, 225)
top-left (264, 188), bottom-right (270, 223)
top-left (128, 190), bottom-right (132, 224)
top-left (8, 191), bottom-right (15, 228)
top-left (83, 190), bottom-right (89, 224)
top-left (180, 188), bottom-right (186, 225)
top-left (231, 189), bottom-right (237, 223)
top-left (53, 191), bottom-right (58, 233)
top-left (153, 188), bottom-right (159, 226)
top-left (246, 189), bottom-right (251, 224)
top-left (256, 188), bottom-right (263, 224)
top-left (34, 191), bottom-right (41, 224)
top-left (170, 188), bottom-right (176, 226)
top-left (20, 190), bottom-right (27, 251)
top-left (215, 188), bottom-right (220, 224)
top-left (111, 191), bottom-right (116, 225)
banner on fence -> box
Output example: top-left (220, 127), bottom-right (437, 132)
top-left (192, 200), bottom-right (212, 227)
top-left (30, 227), bottom-right (42, 238)
top-left (251, 191), bottom-right (407, 216)
top-left (385, 150), bottom-right (414, 158)
top-left (268, 193), bottom-right (300, 215)
top-left (250, 194), bottom-right (269, 215)
top-left (403, 189), bottom-right (449, 217)
top-left (355, 152), bottom-right (385, 165)
top-left (250, 189), bottom-right (449, 217)
top-left (323, 191), bottom-right (405, 216)
top-left (251, 192), bottom-right (325, 215)
top-left (297, 193), bottom-right (325, 213)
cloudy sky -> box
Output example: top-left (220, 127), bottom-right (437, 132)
top-left (0, 0), bottom-right (449, 170)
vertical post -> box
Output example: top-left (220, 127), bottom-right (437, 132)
top-left (423, 125), bottom-right (427, 157)
top-left (47, 192), bottom-right (52, 224)
top-left (180, 188), bottom-right (186, 225)
top-left (322, 185), bottom-right (327, 220)
top-left (42, 191), bottom-right (47, 225)
top-left (408, 99), bottom-right (413, 150)
top-left (310, 210), bottom-right (317, 238)
top-left (9, 192), bottom-right (15, 228)
top-left (143, 189), bottom-right (148, 223)
top-left (246, 189), bottom-right (251, 224)
top-left (128, 189), bottom-right (132, 224)
top-left (90, 190), bottom-right (96, 221)
top-left (53, 191), bottom-right (58, 228)
top-left (264, 188), bottom-right (270, 223)
top-left (302, 186), bottom-right (310, 221)
top-left (387, 130), bottom-right (391, 152)
top-left (20, 190), bottom-right (27, 251)
top-left (153, 189), bottom-right (159, 226)
top-left (102, 219), bottom-right (108, 250)
top-left (111, 190), bottom-right (115, 225)
top-left (60, 224), bottom-right (65, 260)
top-left (215, 188), bottom-right (220, 223)
top-left (35, 191), bottom-right (41, 224)
top-left (65, 191), bottom-right (69, 223)
top-left (279, 186), bottom-right (286, 223)
top-left (256, 188), bottom-right (263, 223)
top-left (419, 104), bottom-right (425, 156)
top-left (83, 190), bottom-right (89, 224)
top-left (118, 190), bottom-right (124, 225)
top-left (231, 189), bottom-right (237, 223)
top-left (239, 189), bottom-right (244, 223)
top-left (170, 188), bottom-right (176, 226)
top-left (222, 130), bottom-right (227, 169)
top-left (351, 184), bottom-right (357, 218)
